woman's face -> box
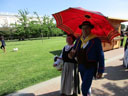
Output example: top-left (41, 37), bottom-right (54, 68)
top-left (66, 36), bottom-right (73, 45)
top-left (82, 25), bottom-right (91, 36)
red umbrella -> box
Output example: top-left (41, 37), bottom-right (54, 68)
top-left (52, 7), bottom-right (120, 42)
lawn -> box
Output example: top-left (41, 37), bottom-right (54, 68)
top-left (0, 36), bottom-right (127, 95)
top-left (0, 37), bottom-right (66, 96)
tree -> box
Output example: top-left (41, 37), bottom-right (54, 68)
top-left (4, 9), bottom-right (65, 39)
top-left (17, 9), bottom-right (30, 39)
top-left (121, 24), bottom-right (125, 30)
top-left (28, 20), bottom-right (41, 37)
top-left (33, 12), bottom-right (44, 41)
top-left (42, 15), bottom-right (49, 38)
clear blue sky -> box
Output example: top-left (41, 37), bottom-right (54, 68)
top-left (0, 0), bottom-right (128, 19)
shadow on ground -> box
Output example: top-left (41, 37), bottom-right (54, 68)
top-left (50, 50), bottom-right (62, 56)
top-left (92, 63), bottom-right (128, 96)
top-left (103, 82), bottom-right (128, 96)
top-left (8, 93), bottom-right (35, 96)
top-left (92, 82), bottom-right (128, 96)
top-left (92, 88), bottom-right (110, 96)
top-left (37, 90), bottom-right (60, 96)
top-left (104, 65), bottom-right (128, 80)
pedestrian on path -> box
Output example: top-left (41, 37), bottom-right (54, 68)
top-left (53, 34), bottom-right (79, 96)
top-left (0, 36), bottom-right (6, 53)
top-left (124, 26), bottom-right (128, 51)
top-left (68, 21), bottom-right (105, 96)
top-left (120, 31), bottom-right (124, 47)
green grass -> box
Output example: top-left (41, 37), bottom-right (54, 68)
top-left (0, 37), bottom-right (66, 96)
top-left (0, 36), bottom-right (127, 95)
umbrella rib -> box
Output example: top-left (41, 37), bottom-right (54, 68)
top-left (55, 13), bottom-right (75, 34)
top-left (58, 24), bottom-right (75, 34)
top-left (70, 8), bottom-right (103, 16)
top-left (73, 8), bottom-right (104, 16)
top-left (61, 12), bottom-right (106, 25)
top-left (61, 15), bottom-right (85, 24)
top-left (53, 13), bottom-right (72, 34)
top-left (69, 9), bottom-right (105, 19)
top-left (54, 12), bottom-right (83, 26)
top-left (55, 12), bottom-right (85, 33)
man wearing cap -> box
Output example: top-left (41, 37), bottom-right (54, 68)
top-left (68, 21), bottom-right (105, 96)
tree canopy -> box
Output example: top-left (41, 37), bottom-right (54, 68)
top-left (0, 9), bottom-right (64, 40)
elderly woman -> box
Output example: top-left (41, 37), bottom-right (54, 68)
top-left (69, 21), bottom-right (105, 96)
top-left (54, 34), bottom-right (78, 96)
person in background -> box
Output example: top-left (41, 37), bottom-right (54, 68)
top-left (0, 36), bottom-right (6, 53)
top-left (120, 31), bottom-right (124, 47)
top-left (124, 26), bottom-right (128, 51)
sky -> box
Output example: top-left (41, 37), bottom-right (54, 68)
top-left (0, 0), bottom-right (128, 24)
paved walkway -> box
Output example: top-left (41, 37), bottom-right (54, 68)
top-left (8, 48), bottom-right (128, 96)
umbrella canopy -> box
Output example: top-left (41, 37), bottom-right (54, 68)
top-left (52, 7), bottom-right (120, 42)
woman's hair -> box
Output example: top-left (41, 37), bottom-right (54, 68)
top-left (67, 34), bottom-right (76, 42)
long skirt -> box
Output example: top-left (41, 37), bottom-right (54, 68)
top-left (60, 62), bottom-right (74, 95)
